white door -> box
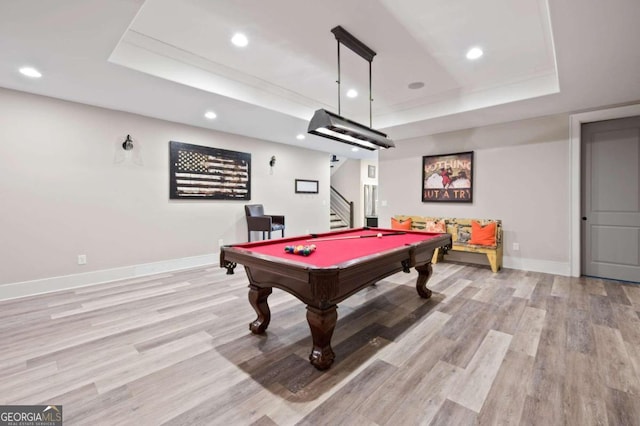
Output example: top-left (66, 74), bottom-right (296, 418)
top-left (581, 116), bottom-right (640, 282)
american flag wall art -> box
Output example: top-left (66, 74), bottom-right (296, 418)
top-left (169, 141), bottom-right (251, 200)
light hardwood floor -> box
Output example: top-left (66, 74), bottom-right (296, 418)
top-left (1, 263), bottom-right (640, 425)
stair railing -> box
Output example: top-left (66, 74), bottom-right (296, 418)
top-left (330, 186), bottom-right (354, 228)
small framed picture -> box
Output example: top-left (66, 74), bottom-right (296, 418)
top-left (368, 165), bottom-right (376, 178)
top-left (295, 179), bottom-right (319, 194)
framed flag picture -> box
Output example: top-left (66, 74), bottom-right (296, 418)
top-left (169, 141), bottom-right (251, 200)
top-left (422, 151), bottom-right (473, 203)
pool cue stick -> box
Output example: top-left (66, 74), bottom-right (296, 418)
top-left (306, 232), bottom-right (406, 242)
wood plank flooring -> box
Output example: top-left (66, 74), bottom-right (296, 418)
top-left (1, 263), bottom-right (640, 425)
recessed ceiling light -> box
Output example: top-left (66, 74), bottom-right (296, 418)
top-left (296, 134), bottom-right (305, 140)
top-left (19, 66), bottom-right (42, 78)
top-left (231, 33), bottom-right (248, 47)
top-left (408, 82), bottom-right (424, 90)
top-left (204, 111), bottom-right (217, 119)
top-left (351, 147), bottom-right (359, 152)
top-left (466, 47), bottom-right (483, 60)
top-left (346, 89), bottom-right (358, 98)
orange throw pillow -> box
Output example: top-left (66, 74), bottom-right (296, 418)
top-left (391, 217), bottom-right (412, 230)
top-left (469, 221), bottom-right (496, 246)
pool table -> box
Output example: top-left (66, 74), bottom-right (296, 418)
top-left (220, 227), bottom-right (452, 370)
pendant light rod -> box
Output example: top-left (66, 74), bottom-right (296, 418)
top-left (369, 61), bottom-right (372, 127)
top-left (331, 26), bottom-right (376, 127)
top-left (337, 40), bottom-right (341, 115)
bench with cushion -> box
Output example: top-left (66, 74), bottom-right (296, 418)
top-left (392, 215), bottom-right (503, 273)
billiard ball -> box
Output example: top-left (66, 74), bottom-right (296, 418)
top-left (377, 233), bottom-right (382, 238)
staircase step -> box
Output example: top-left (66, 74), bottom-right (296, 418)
top-left (330, 224), bottom-right (349, 230)
top-left (329, 208), bottom-right (348, 229)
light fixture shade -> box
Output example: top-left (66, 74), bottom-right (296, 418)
top-left (307, 109), bottom-right (394, 151)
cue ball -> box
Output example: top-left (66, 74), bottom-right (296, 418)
top-left (377, 233), bottom-right (382, 238)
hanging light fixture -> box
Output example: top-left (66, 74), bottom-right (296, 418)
top-left (308, 26), bottom-right (394, 151)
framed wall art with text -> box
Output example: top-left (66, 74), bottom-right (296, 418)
top-left (422, 151), bottom-right (473, 203)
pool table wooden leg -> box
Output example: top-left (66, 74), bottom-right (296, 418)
top-left (415, 262), bottom-right (433, 299)
top-left (306, 305), bottom-right (337, 370)
top-left (248, 285), bottom-right (272, 334)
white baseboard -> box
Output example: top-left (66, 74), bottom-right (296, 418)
top-left (444, 251), bottom-right (570, 276)
top-left (0, 253), bottom-right (218, 302)
top-left (503, 256), bottom-right (571, 276)
top-left (0, 252), bottom-right (572, 302)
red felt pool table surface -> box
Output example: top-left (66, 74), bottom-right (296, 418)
top-left (228, 227), bottom-right (444, 268)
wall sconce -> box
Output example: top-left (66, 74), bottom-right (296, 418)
top-left (269, 156), bottom-right (276, 167)
top-left (122, 134), bottom-right (134, 151)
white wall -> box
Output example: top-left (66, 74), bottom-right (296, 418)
top-left (330, 157), bottom-right (380, 227)
top-left (0, 88), bottom-right (329, 297)
top-left (379, 114), bottom-right (571, 275)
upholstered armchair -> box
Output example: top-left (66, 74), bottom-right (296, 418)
top-left (244, 204), bottom-right (285, 242)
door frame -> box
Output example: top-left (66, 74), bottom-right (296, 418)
top-left (569, 103), bottom-right (640, 277)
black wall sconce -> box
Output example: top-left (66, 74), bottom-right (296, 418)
top-left (269, 155), bottom-right (276, 167)
top-left (122, 134), bottom-right (134, 151)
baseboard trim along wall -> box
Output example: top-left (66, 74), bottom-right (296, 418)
top-left (503, 256), bottom-right (571, 277)
top-left (0, 253), bottom-right (571, 302)
top-left (445, 251), bottom-right (571, 277)
top-left (0, 254), bottom-right (218, 302)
